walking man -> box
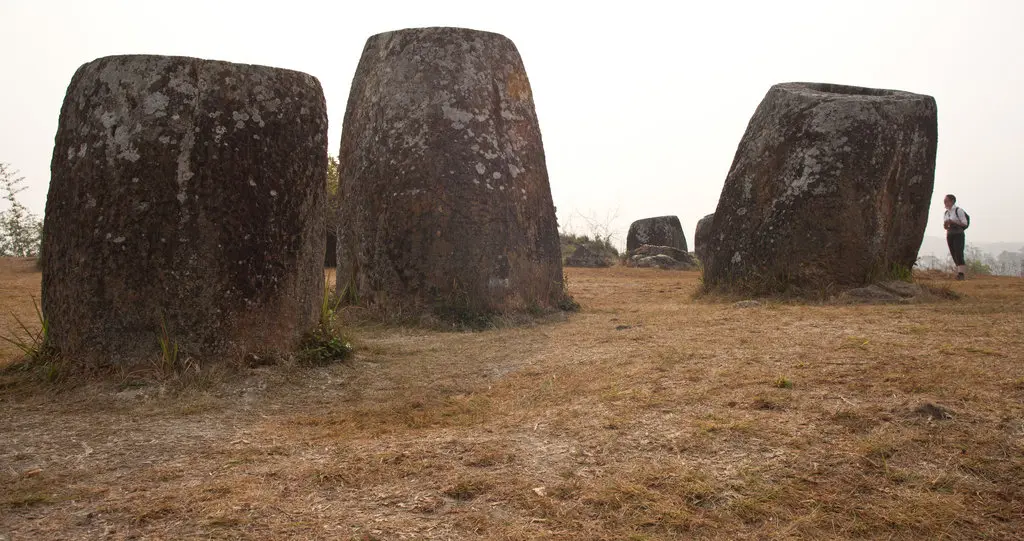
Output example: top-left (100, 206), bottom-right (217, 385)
top-left (943, 194), bottom-right (969, 280)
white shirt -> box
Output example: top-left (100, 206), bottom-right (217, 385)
top-left (944, 206), bottom-right (967, 228)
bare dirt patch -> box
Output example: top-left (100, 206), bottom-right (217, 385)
top-left (2, 261), bottom-right (1023, 539)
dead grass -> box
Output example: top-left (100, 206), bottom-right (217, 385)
top-left (0, 257), bottom-right (44, 361)
top-left (2, 261), bottom-right (1023, 539)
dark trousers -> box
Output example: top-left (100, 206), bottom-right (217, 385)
top-left (947, 232), bottom-right (966, 266)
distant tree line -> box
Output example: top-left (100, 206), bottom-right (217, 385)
top-left (918, 244), bottom-right (1024, 277)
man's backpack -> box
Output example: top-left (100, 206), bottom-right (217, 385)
top-left (959, 208), bottom-right (971, 230)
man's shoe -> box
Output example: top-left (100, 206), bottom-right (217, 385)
top-left (956, 273), bottom-right (965, 281)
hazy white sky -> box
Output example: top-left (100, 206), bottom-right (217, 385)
top-left (1, 0), bottom-right (1021, 247)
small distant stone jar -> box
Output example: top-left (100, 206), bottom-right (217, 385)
top-left (626, 216), bottom-right (688, 254)
top-left (336, 27), bottom-right (565, 319)
top-left (702, 82), bottom-right (937, 294)
top-left (43, 54), bottom-right (328, 366)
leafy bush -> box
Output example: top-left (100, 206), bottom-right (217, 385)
top-left (326, 155), bottom-right (339, 198)
top-left (965, 245), bottom-right (993, 276)
top-left (966, 259), bottom-right (993, 276)
top-left (560, 232), bottom-right (618, 264)
top-left (0, 163), bottom-right (42, 257)
top-left (300, 283), bottom-right (353, 364)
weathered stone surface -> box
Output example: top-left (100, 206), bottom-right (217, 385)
top-left (839, 281), bottom-right (929, 304)
top-left (626, 245), bottom-right (699, 270)
top-left (913, 403), bottom-right (953, 420)
top-left (626, 216), bottom-right (687, 253)
top-left (841, 284), bottom-right (906, 303)
top-left (43, 54), bottom-right (328, 365)
top-left (875, 280), bottom-right (922, 298)
top-left (629, 244), bottom-right (691, 263)
top-left (336, 27), bottom-right (565, 318)
top-left (694, 213), bottom-right (715, 265)
top-left (564, 244), bottom-right (611, 268)
top-left (704, 82), bottom-right (937, 293)
top-left (632, 254), bottom-right (679, 269)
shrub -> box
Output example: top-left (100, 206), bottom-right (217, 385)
top-left (966, 259), bottom-right (992, 276)
top-left (0, 163), bottom-right (42, 257)
top-left (964, 244), bottom-right (993, 276)
top-left (560, 232), bottom-right (619, 265)
top-left (300, 283), bottom-right (353, 364)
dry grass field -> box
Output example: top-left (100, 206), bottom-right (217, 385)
top-left (2, 258), bottom-right (1023, 540)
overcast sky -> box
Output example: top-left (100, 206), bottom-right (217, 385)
top-left (1, 0), bottom-right (1021, 248)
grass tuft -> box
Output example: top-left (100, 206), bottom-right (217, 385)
top-left (299, 282), bottom-right (353, 364)
top-left (774, 376), bottom-right (794, 389)
top-left (1, 296), bottom-right (64, 382)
